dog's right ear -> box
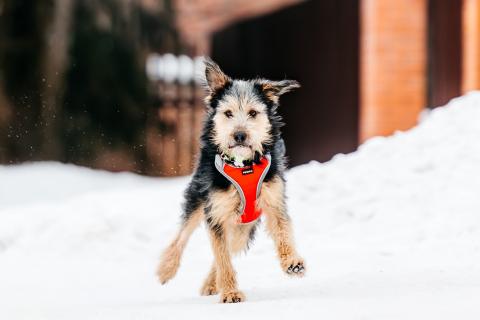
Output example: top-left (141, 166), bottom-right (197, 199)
top-left (257, 79), bottom-right (300, 104)
top-left (204, 58), bottom-right (231, 93)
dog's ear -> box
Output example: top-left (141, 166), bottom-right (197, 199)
top-left (258, 79), bottom-right (300, 104)
top-left (204, 57), bottom-right (231, 93)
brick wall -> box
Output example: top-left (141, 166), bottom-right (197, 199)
top-left (462, 0), bottom-right (480, 92)
top-left (360, 0), bottom-right (428, 142)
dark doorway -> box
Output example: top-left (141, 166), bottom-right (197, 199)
top-left (428, 0), bottom-right (463, 108)
top-left (211, 0), bottom-right (359, 166)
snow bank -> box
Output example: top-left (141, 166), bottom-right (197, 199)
top-left (289, 92), bottom-right (480, 246)
top-left (0, 162), bottom-right (187, 256)
top-left (1, 92), bottom-right (480, 319)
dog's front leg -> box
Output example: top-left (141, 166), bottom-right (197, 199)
top-left (205, 189), bottom-right (245, 303)
top-left (261, 177), bottom-right (305, 276)
top-left (207, 226), bottom-right (245, 303)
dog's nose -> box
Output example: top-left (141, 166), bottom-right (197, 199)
top-left (233, 131), bottom-right (247, 143)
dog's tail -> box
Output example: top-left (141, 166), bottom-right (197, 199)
top-left (157, 208), bottom-right (203, 284)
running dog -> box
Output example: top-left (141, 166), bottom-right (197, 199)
top-left (157, 58), bottom-right (305, 303)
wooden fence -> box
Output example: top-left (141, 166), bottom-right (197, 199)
top-left (145, 54), bottom-right (206, 176)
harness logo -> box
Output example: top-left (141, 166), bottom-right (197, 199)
top-left (242, 168), bottom-right (254, 175)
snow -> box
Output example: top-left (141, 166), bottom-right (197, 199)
top-left (1, 92), bottom-right (480, 319)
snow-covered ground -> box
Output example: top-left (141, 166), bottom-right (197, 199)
top-left (1, 93), bottom-right (480, 319)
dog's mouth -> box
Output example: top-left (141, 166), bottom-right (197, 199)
top-left (228, 143), bottom-right (251, 149)
top-left (225, 143), bottom-right (254, 163)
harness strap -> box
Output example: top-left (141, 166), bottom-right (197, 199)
top-left (214, 154), bottom-right (271, 224)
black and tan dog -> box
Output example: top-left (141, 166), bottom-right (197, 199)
top-left (157, 59), bottom-right (305, 303)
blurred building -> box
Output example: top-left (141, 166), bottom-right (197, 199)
top-left (176, 0), bottom-right (477, 166)
top-left (1, 0), bottom-right (480, 174)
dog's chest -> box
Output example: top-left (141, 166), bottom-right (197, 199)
top-left (208, 177), bottom-right (283, 226)
top-left (214, 154), bottom-right (271, 224)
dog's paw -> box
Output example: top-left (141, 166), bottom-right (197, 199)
top-left (156, 258), bottom-right (179, 284)
top-left (200, 283), bottom-right (218, 296)
top-left (220, 290), bottom-right (245, 303)
top-left (156, 243), bottom-right (183, 284)
top-left (282, 256), bottom-right (305, 277)
top-left (157, 265), bottom-right (174, 284)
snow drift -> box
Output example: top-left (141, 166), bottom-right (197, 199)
top-left (1, 93), bottom-right (480, 319)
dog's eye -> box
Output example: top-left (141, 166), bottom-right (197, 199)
top-left (248, 110), bottom-right (258, 118)
top-left (224, 110), bottom-right (233, 118)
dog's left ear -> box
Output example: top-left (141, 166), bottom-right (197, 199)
top-left (204, 57), bottom-right (231, 93)
top-left (258, 79), bottom-right (301, 104)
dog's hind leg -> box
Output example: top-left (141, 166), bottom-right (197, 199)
top-left (200, 223), bottom-right (256, 296)
top-left (157, 206), bottom-right (203, 284)
top-left (200, 263), bottom-right (218, 296)
top-left (259, 176), bottom-right (305, 277)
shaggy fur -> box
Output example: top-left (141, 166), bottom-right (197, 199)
top-left (157, 58), bottom-right (305, 303)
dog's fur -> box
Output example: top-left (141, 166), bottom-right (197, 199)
top-left (157, 59), bottom-right (305, 303)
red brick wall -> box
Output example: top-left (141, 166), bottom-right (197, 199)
top-left (360, 0), bottom-right (427, 142)
top-left (462, 0), bottom-right (480, 92)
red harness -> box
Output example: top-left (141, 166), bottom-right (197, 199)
top-left (215, 154), bottom-right (271, 224)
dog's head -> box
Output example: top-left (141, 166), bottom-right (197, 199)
top-left (203, 59), bottom-right (299, 162)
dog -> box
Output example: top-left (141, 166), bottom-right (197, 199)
top-left (156, 58), bottom-right (305, 303)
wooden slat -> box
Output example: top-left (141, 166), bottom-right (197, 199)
top-left (176, 85), bottom-right (194, 175)
top-left (192, 87), bottom-right (206, 163)
top-left (145, 122), bottom-right (163, 176)
top-left (158, 84), bottom-right (178, 176)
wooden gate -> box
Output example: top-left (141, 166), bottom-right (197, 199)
top-left (145, 54), bottom-right (206, 176)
